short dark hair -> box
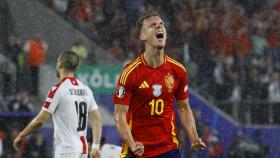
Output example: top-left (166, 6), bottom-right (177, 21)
top-left (137, 13), bottom-right (160, 38)
top-left (59, 51), bottom-right (79, 72)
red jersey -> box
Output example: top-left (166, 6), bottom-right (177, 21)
top-left (113, 54), bottom-right (189, 158)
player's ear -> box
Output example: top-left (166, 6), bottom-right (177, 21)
top-left (58, 61), bottom-right (63, 69)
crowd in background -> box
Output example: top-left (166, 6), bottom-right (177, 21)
top-left (0, 33), bottom-right (49, 156)
top-left (0, 128), bottom-right (49, 158)
top-left (179, 109), bottom-right (268, 158)
top-left (0, 33), bottom-right (89, 157)
top-left (0, 34), bottom-right (45, 112)
top-left (44, 0), bottom-right (280, 124)
top-left (1, 0), bottom-right (278, 124)
top-left (0, 33), bottom-right (90, 111)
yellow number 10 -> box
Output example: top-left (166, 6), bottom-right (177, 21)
top-left (148, 99), bottom-right (164, 115)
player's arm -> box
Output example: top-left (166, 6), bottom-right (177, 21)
top-left (89, 109), bottom-right (102, 147)
top-left (177, 98), bottom-right (206, 151)
top-left (114, 104), bottom-right (144, 156)
top-left (13, 110), bottom-right (51, 150)
top-left (114, 104), bottom-right (134, 147)
top-left (89, 109), bottom-right (102, 158)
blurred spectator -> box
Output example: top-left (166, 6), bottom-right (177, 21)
top-left (107, 39), bottom-right (125, 62)
top-left (268, 72), bottom-right (280, 124)
top-left (52, 0), bottom-right (69, 15)
top-left (229, 130), bottom-right (268, 158)
top-left (4, 35), bottom-right (22, 66)
top-left (24, 34), bottom-right (48, 96)
top-left (207, 135), bottom-right (223, 158)
top-left (2, 128), bottom-right (25, 158)
top-left (3, 35), bottom-right (26, 91)
top-left (234, 27), bottom-right (252, 57)
top-left (0, 72), bottom-right (6, 99)
top-left (88, 24), bottom-right (100, 41)
top-left (202, 126), bottom-right (214, 144)
top-left (251, 27), bottom-right (268, 58)
top-left (70, 40), bottom-right (88, 63)
top-left (91, 0), bottom-right (105, 29)
top-left (123, 0), bottom-right (141, 26)
top-left (105, 9), bottom-right (127, 43)
top-left (253, 130), bottom-right (269, 155)
top-left (268, 72), bottom-right (280, 103)
top-left (213, 55), bottom-right (230, 105)
top-left (266, 23), bottom-right (280, 49)
top-left (123, 51), bottom-right (136, 66)
top-left (0, 72), bottom-right (10, 98)
top-left (123, 28), bottom-right (138, 53)
top-left (22, 130), bottom-right (48, 158)
top-left (68, 0), bottom-right (93, 30)
top-left (8, 90), bottom-right (33, 112)
top-left (0, 95), bottom-right (8, 112)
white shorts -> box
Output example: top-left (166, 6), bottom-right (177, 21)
top-left (55, 152), bottom-right (88, 158)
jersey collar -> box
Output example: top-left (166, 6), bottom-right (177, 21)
top-left (61, 76), bottom-right (76, 82)
top-left (140, 54), bottom-right (167, 67)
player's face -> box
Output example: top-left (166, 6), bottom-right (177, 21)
top-left (140, 16), bottom-right (166, 49)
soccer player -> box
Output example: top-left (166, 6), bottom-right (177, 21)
top-left (113, 14), bottom-right (206, 158)
top-left (13, 51), bottom-right (102, 158)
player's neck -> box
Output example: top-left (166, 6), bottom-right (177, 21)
top-left (143, 46), bottom-right (165, 68)
top-left (59, 71), bottom-right (75, 81)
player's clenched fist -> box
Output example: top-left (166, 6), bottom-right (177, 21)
top-left (13, 134), bottom-right (25, 151)
top-left (90, 149), bottom-right (100, 158)
top-left (191, 138), bottom-right (206, 152)
top-left (132, 142), bottom-right (144, 156)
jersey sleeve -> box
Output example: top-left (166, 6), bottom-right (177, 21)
top-left (42, 85), bottom-right (62, 113)
top-left (112, 67), bottom-right (133, 106)
top-left (175, 69), bottom-right (189, 100)
top-left (89, 90), bottom-right (98, 112)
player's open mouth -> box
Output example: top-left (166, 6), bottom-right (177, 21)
top-left (156, 32), bottom-right (164, 39)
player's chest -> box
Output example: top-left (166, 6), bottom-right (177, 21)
top-left (133, 69), bottom-right (179, 98)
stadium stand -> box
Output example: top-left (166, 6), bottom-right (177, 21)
top-left (40, 0), bottom-right (280, 125)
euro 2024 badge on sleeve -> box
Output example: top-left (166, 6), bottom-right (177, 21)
top-left (152, 84), bottom-right (162, 97)
top-left (116, 85), bottom-right (125, 98)
top-left (165, 73), bottom-right (174, 92)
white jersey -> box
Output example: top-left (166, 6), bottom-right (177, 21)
top-left (42, 77), bottom-right (98, 154)
top-left (100, 144), bottom-right (122, 158)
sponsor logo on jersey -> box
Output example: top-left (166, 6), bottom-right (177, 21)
top-left (139, 81), bottom-right (149, 88)
top-left (165, 73), bottom-right (174, 92)
top-left (152, 84), bottom-right (162, 97)
top-left (116, 85), bottom-right (125, 98)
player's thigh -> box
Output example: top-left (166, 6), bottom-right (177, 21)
top-left (124, 150), bottom-right (180, 158)
top-left (155, 149), bottom-right (181, 158)
top-left (55, 152), bottom-right (88, 158)
top-left (124, 155), bottom-right (134, 158)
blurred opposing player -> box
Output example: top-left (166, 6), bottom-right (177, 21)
top-left (113, 14), bottom-right (206, 157)
top-left (13, 51), bottom-right (102, 158)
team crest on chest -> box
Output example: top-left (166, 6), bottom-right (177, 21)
top-left (165, 73), bottom-right (174, 92)
top-left (152, 84), bottom-right (162, 97)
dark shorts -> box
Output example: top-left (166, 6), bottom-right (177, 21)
top-left (124, 149), bottom-right (180, 158)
